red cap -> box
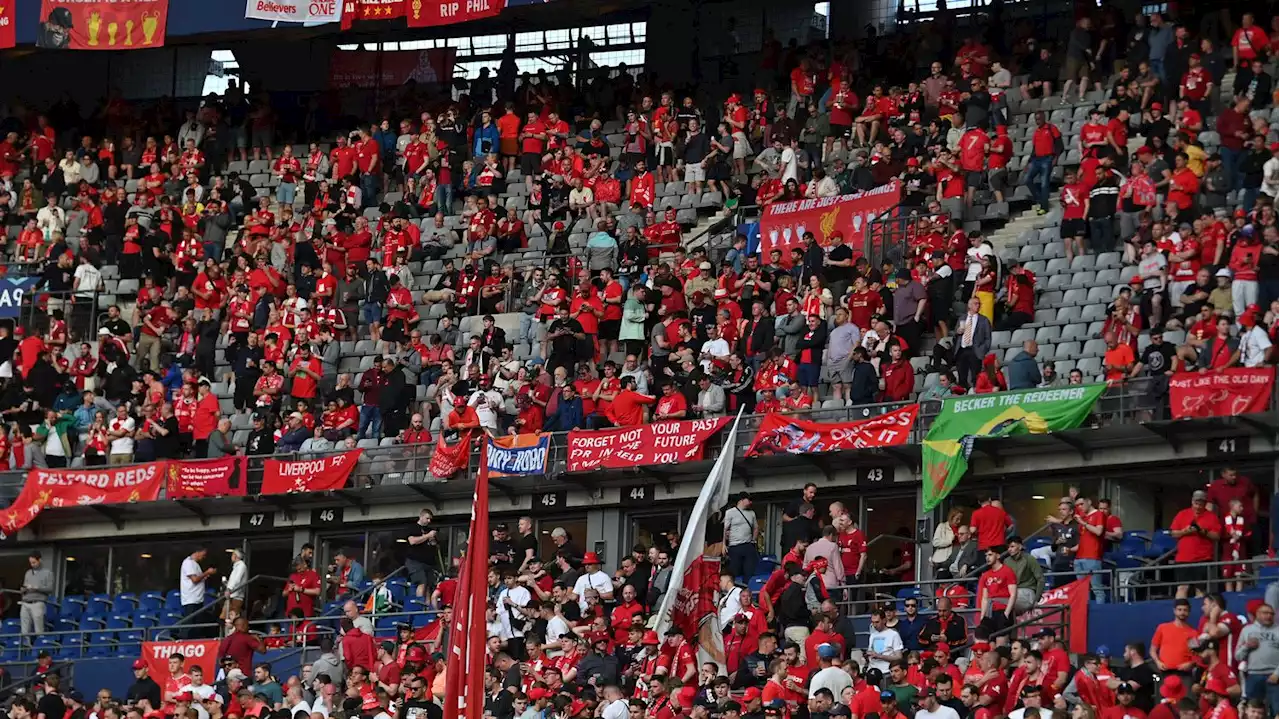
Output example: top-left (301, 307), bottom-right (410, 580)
top-left (13, 327), bottom-right (22, 337)
top-left (175, 692), bottom-right (193, 703)
top-left (971, 641), bottom-right (992, 652)
top-left (1189, 53), bottom-right (1201, 60)
top-left (727, 94), bottom-right (742, 104)
top-left (1246, 598), bottom-right (1265, 617)
top-left (582, 551), bottom-right (602, 565)
top-left (1235, 209), bottom-right (1248, 218)
top-left (753, 88), bottom-right (766, 95)
top-left (569, 700), bottom-right (589, 716)
top-left (528, 688), bottom-right (550, 701)
top-left (935, 643), bottom-right (951, 655)
top-left (1129, 275), bottom-right (1144, 285)
top-left (1159, 676), bottom-right (1186, 701)
top-left (981, 353), bottom-right (997, 368)
top-left (642, 630), bottom-right (660, 645)
top-left (132, 659), bottom-right (147, 670)
top-left (907, 157), bottom-right (921, 167)
top-left (996, 125), bottom-right (1008, 135)
top-left (1205, 678), bottom-right (1231, 696)
top-left (1150, 102), bottom-right (1163, 111)
top-left (742, 688), bottom-right (763, 702)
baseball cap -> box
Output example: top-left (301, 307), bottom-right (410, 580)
top-left (879, 690), bottom-right (896, 702)
top-left (226, 669), bottom-right (248, 682)
top-left (741, 688), bottom-right (762, 702)
top-left (379, 640), bottom-right (396, 653)
top-left (816, 643), bottom-right (839, 659)
top-left (1216, 268), bottom-right (1233, 278)
top-left (132, 659), bottom-right (147, 669)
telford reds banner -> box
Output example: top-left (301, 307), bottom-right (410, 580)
top-left (260, 449), bottom-right (363, 494)
top-left (166, 457), bottom-right (243, 500)
top-left (245, 0), bottom-right (343, 23)
top-left (487, 434), bottom-right (548, 477)
top-left (567, 417), bottom-right (732, 472)
top-left (1019, 578), bottom-right (1090, 654)
top-left (329, 48), bottom-right (457, 88)
top-left (745, 405), bottom-right (919, 456)
top-left (141, 640), bottom-right (219, 689)
top-left (758, 180), bottom-right (901, 263)
top-left (406, 0), bottom-right (505, 27)
top-left (1, 462), bottom-right (166, 536)
top-left (921, 385), bottom-right (1107, 511)
top-left (1168, 367), bottom-right (1275, 419)
top-left (37, 0), bottom-right (169, 50)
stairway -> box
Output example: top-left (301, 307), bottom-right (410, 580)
top-left (985, 197), bottom-right (1063, 258)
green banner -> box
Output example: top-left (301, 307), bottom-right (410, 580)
top-left (922, 385), bottom-right (1108, 511)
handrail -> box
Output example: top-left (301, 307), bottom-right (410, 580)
top-left (171, 573), bottom-right (292, 628)
top-left (866, 533), bottom-right (916, 549)
top-left (319, 564), bottom-right (410, 617)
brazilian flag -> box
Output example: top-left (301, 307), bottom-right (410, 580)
top-left (922, 384), bottom-right (1108, 511)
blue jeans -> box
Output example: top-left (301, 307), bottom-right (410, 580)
top-left (1073, 558), bottom-right (1106, 602)
top-left (360, 173), bottom-right (378, 208)
top-left (361, 303), bottom-right (383, 326)
top-left (1246, 673), bottom-right (1278, 717)
top-left (276, 181), bottom-right (296, 206)
top-left (1025, 156), bottom-right (1054, 210)
top-left (725, 543), bottom-right (759, 580)
top-left (358, 404), bottom-right (382, 440)
top-left (1217, 146), bottom-right (1243, 193)
top-left (518, 313), bottom-right (536, 343)
top-left (435, 184), bottom-right (454, 215)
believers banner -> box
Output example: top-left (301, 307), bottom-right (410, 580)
top-left (746, 405), bottom-right (919, 456)
top-left (487, 434), bottom-right (548, 477)
top-left (329, 48), bottom-right (456, 88)
top-left (429, 431), bottom-right (473, 478)
top-left (246, 0), bottom-right (343, 23)
top-left (36, 0), bottom-right (169, 50)
top-left (1168, 368), bottom-right (1275, 419)
top-left (260, 450), bottom-right (362, 495)
top-left (921, 385), bottom-right (1107, 511)
top-left (140, 640), bottom-right (219, 689)
top-left (567, 417), bottom-right (731, 473)
top-left (1020, 578), bottom-right (1090, 654)
top-left (406, 0), bottom-right (505, 27)
top-left (1, 463), bottom-right (166, 536)
top-left (340, 0), bottom-right (403, 29)
top-left (0, 3), bottom-right (14, 50)
top-left (166, 457), bottom-right (244, 500)
top-left (758, 180), bottom-right (901, 262)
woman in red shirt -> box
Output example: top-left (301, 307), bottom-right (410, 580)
top-left (974, 354), bottom-right (1007, 394)
top-left (880, 344), bottom-right (914, 401)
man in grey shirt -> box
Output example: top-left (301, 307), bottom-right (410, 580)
top-left (21, 550), bottom-right (54, 635)
top-left (723, 493), bottom-right (760, 579)
top-left (1235, 603), bottom-right (1278, 714)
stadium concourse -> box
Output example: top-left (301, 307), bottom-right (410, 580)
top-left (0, 4), bottom-right (1275, 719)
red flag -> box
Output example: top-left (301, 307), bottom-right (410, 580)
top-left (406, 0), bottom-right (505, 27)
top-left (443, 442), bottom-right (491, 719)
top-left (745, 405), bottom-right (919, 456)
top-left (166, 457), bottom-right (245, 499)
top-left (37, 0), bottom-right (169, 50)
top-left (260, 450), bottom-right (363, 495)
top-left (0, 2), bottom-right (15, 49)
top-left (2, 462), bottom-right (166, 536)
top-left (1168, 368), bottom-right (1275, 419)
top-left (340, 0), bottom-right (404, 29)
top-left (429, 431), bottom-right (473, 478)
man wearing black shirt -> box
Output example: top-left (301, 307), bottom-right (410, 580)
top-left (1110, 642), bottom-right (1158, 712)
top-left (780, 501), bottom-right (819, 556)
top-left (1178, 269), bottom-right (1213, 321)
top-left (682, 119), bottom-right (712, 195)
top-left (777, 565), bottom-right (811, 646)
top-left (546, 306), bottom-right (585, 378)
top-left (153, 403), bottom-right (182, 459)
top-left (36, 673), bottom-right (66, 719)
top-left (490, 524), bottom-right (516, 573)
top-left (484, 667), bottom-right (515, 719)
top-left (1137, 329), bottom-right (1177, 378)
top-left (399, 675), bottom-right (443, 719)
top-left (513, 516), bottom-right (539, 572)
top-left (404, 508), bottom-right (442, 599)
top-left (734, 632), bottom-right (778, 689)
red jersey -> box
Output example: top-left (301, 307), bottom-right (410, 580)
top-left (1061, 183), bottom-right (1088, 220)
top-left (959, 129), bottom-right (988, 172)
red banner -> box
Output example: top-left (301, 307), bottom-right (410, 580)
top-left (1169, 368), bottom-right (1275, 419)
top-left (745, 405), bottom-right (919, 456)
top-left (140, 640), bottom-right (219, 688)
top-left (443, 444), bottom-right (491, 719)
top-left (567, 418), bottom-right (732, 472)
top-left (1021, 578), bottom-right (1090, 654)
top-left (329, 48), bottom-right (456, 88)
top-left (260, 450), bottom-right (363, 495)
top-left (0, 3), bottom-right (15, 50)
top-left (340, 0), bottom-right (402, 28)
top-left (166, 457), bottom-right (244, 500)
top-left (406, 0), bottom-right (504, 27)
top-left (670, 556), bottom-right (723, 659)
top-left (37, 0), bottom-right (168, 50)
top-left (429, 431), bottom-right (473, 478)
top-left (759, 180), bottom-right (902, 264)
top-left (1, 463), bottom-right (166, 536)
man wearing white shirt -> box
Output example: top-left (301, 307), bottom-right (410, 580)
top-left (496, 571), bottom-right (532, 644)
top-left (809, 643), bottom-right (854, 698)
top-left (600, 685), bottom-right (629, 719)
top-left (107, 404), bottom-right (136, 465)
top-left (570, 552), bottom-right (614, 612)
top-left (224, 549), bottom-right (248, 625)
top-left (1006, 684), bottom-right (1047, 719)
top-left (865, 609), bottom-right (904, 673)
top-left (699, 324), bottom-right (731, 373)
top-left (1238, 308), bottom-right (1273, 367)
top-left (717, 573), bottom-right (744, 627)
top-left (179, 547), bottom-right (216, 638)
top-left (36, 196), bottom-right (65, 238)
top-left (467, 377), bottom-right (504, 435)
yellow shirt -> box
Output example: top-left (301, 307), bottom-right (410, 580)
top-left (1185, 143), bottom-right (1206, 177)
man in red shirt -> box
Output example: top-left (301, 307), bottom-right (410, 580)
top-left (283, 556), bottom-right (321, 617)
top-left (1231, 12), bottom-right (1268, 67)
top-left (987, 126), bottom-right (1012, 203)
top-left (977, 546), bottom-right (1017, 633)
top-left (836, 513), bottom-right (867, 581)
top-left (1169, 489), bottom-right (1222, 598)
top-left (969, 495), bottom-right (1011, 551)
top-left (957, 125), bottom-right (989, 212)
top-left (1074, 496), bottom-right (1108, 602)
top-left (330, 135), bottom-right (357, 181)
top-left (607, 377), bottom-right (655, 427)
top-left (287, 345), bottom-right (322, 406)
top-left (355, 128), bottom-right (380, 208)
top-left (1179, 53), bottom-right (1214, 116)
top-left (654, 382), bottom-right (687, 421)
top-left (1205, 467), bottom-right (1259, 530)
top-left (1059, 168), bottom-right (1089, 262)
top-left (1027, 111), bottom-right (1062, 214)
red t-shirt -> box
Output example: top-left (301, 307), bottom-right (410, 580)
top-left (1076, 509), bottom-right (1106, 560)
top-left (970, 505), bottom-right (1010, 550)
top-left (289, 356), bottom-right (321, 399)
top-left (978, 564), bottom-right (1016, 608)
top-left (1170, 508), bottom-right (1222, 562)
top-left (1061, 183), bottom-right (1088, 220)
top-left (837, 528), bottom-right (867, 577)
top-left (959, 129), bottom-right (988, 172)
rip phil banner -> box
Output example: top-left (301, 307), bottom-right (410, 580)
top-left (746, 405), bottom-right (919, 456)
top-left (1168, 368), bottom-right (1275, 419)
top-left (328, 47), bottom-right (457, 88)
top-left (37, 0), bottom-right (169, 50)
top-left (166, 457), bottom-right (245, 500)
top-left (487, 435), bottom-right (549, 477)
top-left (245, 0), bottom-right (343, 23)
top-left (406, 0), bottom-right (505, 27)
top-left (1, 463), bottom-right (166, 536)
top-left (260, 450), bottom-right (363, 494)
top-left (758, 180), bottom-right (901, 263)
top-left (567, 418), bottom-right (731, 472)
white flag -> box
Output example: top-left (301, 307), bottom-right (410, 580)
top-left (246, 0), bottom-right (344, 25)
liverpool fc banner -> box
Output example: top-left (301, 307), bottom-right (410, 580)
top-left (922, 385), bottom-right (1106, 510)
top-left (37, 0), bottom-right (168, 50)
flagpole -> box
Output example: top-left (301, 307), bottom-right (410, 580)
top-left (444, 439), bottom-right (490, 719)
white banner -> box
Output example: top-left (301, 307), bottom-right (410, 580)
top-left (245, 0), bottom-right (344, 24)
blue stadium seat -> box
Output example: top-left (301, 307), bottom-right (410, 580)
top-left (160, 610), bottom-right (185, 626)
top-left (757, 555), bottom-right (779, 575)
top-left (747, 575), bottom-right (769, 595)
top-left (114, 593), bottom-right (140, 613)
top-left (133, 613), bottom-right (158, 628)
top-left (1260, 565), bottom-right (1278, 581)
top-left (164, 590), bottom-right (183, 610)
top-left (55, 636), bottom-right (82, 659)
top-left (1025, 537), bottom-right (1051, 552)
top-left (85, 594), bottom-right (112, 616)
top-left (1149, 530), bottom-right (1176, 558)
top-left (411, 612), bottom-right (434, 628)
top-left (61, 597), bottom-right (86, 620)
top-left (139, 592), bottom-right (165, 612)
top-left (403, 597), bottom-right (427, 614)
top-left (55, 618), bottom-right (78, 634)
top-left (80, 615), bottom-right (107, 630)
top-left (85, 633), bottom-right (116, 657)
top-left (32, 635), bottom-right (58, 654)
top-left (0, 643), bottom-right (18, 662)
top-left (2, 618), bottom-right (21, 636)
top-left (104, 616), bottom-right (132, 630)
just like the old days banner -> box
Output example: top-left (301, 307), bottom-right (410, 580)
top-left (38, 0), bottom-right (169, 50)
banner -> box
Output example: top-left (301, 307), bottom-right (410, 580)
top-left (758, 180), bottom-right (901, 263)
top-left (567, 417), bottom-right (731, 473)
top-left (0, 3), bottom-right (14, 50)
top-left (1, 462), bottom-right (166, 536)
top-left (0, 278), bottom-right (39, 318)
top-left (746, 405), bottom-right (919, 456)
top-left (329, 48), bottom-right (456, 88)
top-left (166, 457), bottom-right (244, 500)
top-left (246, 0), bottom-right (343, 23)
top-left (443, 443), bottom-right (491, 719)
top-left (922, 385), bottom-right (1107, 511)
top-left (429, 431), bottom-right (473, 478)
top-left (653, 410), bottom-right (743, 672)
top-left (141, 640), bottom-right (219, 688)
top-left (1020, 578), bottom-right (1090, 654)
top-left (1169, 368), bottom-right (1275, 419)
top-left (487, 435), bottom-right (548, 478)
top-left (37, 0), bottom-right (169, 50)
top-left (406, 0), bottom-right (504, 27)
top-left (339, 0), bottom-right (402, 29)
top-left (260, 450), bottom-right (362, 495)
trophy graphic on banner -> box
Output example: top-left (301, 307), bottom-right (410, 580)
top-left (851, 214), bottom-right (863, 236)
top-left (142, 11), bottom-right (160, 45)
top-left (87, 11), bottom-right (102, 45)
top-left (125, 19), bottom-right (135, 46)
top-left (411, 0), bottom-right (423, 19)
top-left (768, 227), bottom-right (779, 249)
top-left (107, 21), bottom-right (118, 46)
top-left (781, 226), bottom-right (792, 248)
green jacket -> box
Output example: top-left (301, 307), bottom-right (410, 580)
top-left (36, 413), bottom-right (77, 458)
top-left (1004, 551), bottom-right (1044, 601)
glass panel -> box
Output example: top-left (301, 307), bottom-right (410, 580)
top-left (628, 512), bottom-right (683, 553)
top-left (63, 546), bottom-right (110, 597)
top-left (863, 494), bottom-right (917, 577)
top-left (536, 517), bottom-right (587, 573)
top-left (1002, 479), bottom-right (1100, 541)
top-left (579, 26), bottom-right (606, 42)
top-left (471, 34), bottom-right (506, 52)
top-left (515, 32), bottom-right (544, 52)
top-left (631, 22), bottom-right (647, 42)
top-left (545, 29), bottom-right (572, 50)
